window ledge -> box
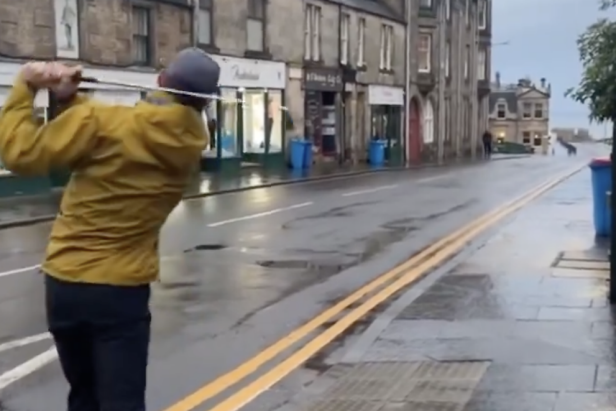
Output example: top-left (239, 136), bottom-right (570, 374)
top-left (244, 50), bottom-right (272, 60)
top-left (197, 44), bottom-right (220, 54)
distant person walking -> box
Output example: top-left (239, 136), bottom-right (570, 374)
top-left (482, 130), bottom-right (493, 159)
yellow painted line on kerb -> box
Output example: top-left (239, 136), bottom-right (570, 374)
top-left (163, 165), bottom-right (583, 411)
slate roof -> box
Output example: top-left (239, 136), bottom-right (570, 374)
top-left (489, 90), bottom-right (517, 113)
top-left (327, 0), bottom-right (404, 23)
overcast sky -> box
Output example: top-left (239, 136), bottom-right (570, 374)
top-left (492, 0), bottom-right (614, 137)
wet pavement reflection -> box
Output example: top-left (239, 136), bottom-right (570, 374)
top-left (0, 146), bottom-right (607, 411)
top-left (259, 152), bottom-right (616, 411)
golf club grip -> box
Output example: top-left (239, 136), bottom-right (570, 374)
top-left (72, 74), bottom-right (99, 84)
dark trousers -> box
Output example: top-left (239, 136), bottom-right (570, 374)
top-left (45, 275), bottom-right (151, 411)
top-left (483, 142), bottom-right (492, 158)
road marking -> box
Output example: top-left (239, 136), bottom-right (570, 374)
top-left (161, 165), bottom-right (583, 411)
top-left (0, 347), bottom-right (57, 391)
top-left (0, 264), bottom-right (40, 279)
top-left (341, 185), bottom-right (397, 197)
top-left (0, 332), bottom-right (51, 354)
top-left (205, 166), bottom-right (583, 411)
top-left (417, 174), bottom-right (449, 183)
top-left (207, 202), bottom-right (313, 227)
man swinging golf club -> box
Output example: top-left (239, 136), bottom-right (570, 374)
top-left (0, 48), bottom-right (220, 411)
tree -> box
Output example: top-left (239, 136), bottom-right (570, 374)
top-left (566, 1), bottom-right (616, 124)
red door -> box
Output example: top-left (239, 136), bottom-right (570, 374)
top-left (407, 99), bottom-right (421, 163)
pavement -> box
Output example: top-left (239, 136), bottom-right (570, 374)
top-left (0, 145), bottom-right (605, 411)
top-left (0, 153), bottom-right (526, 229)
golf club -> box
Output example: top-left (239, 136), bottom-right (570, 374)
top-left (78, 76), bottom-right (289, 110)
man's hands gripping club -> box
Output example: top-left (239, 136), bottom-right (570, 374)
top-left (20, 62), bottom-right (83, 101)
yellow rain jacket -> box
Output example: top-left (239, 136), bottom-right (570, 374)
top-left (0, 77), bottom-right (208, 285)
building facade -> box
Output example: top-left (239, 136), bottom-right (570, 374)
top-left (488, 74), bottom-right (551, 147)
top-left (407, 0), bottom-right (491, 164)
top-left (0, 0), bottom-right (493, 182)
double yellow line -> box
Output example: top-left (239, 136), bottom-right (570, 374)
top-left (163, 165), bottom-right (583, 411)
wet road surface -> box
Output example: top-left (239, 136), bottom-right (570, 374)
top-left (258, 153), bottom-right (616, 411)
top-left (0, 148), bottom-right (604, 410)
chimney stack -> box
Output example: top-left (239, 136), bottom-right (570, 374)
top-left (540, 78), bottom-right (546, 88)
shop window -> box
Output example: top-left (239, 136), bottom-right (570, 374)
top-left (267, 91), bottom-right (283, 153)
top-left (219, 88), bottom-right (239, 157)
top-left (243, 90), bottom-right (266, 153)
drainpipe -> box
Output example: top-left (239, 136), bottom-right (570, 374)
top-left (403, 0), bottom-right (411, 165)
top-left (337, 3), bottom-right (346, 165)
top-left (437, 0), bottom-right (446, 164)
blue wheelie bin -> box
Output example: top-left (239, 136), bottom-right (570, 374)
top-left (589, 157), bottom-right (612, 236)
top-left (290, 139), bottom-right (305, 170)
top-left (369, 140), bottom-right (386, 166)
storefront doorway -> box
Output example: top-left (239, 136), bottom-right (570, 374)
top-left (407, 97), bottom-right (422, 163)
top-left (368, 85), bottom-right (404, 166)
top-left (303, 67), bottom-right (342, 158)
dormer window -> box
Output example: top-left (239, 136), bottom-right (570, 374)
top-left (496, 103), bottom-right (506, 119)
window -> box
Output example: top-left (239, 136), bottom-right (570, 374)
top-left (522, 131), bottom-right (531, 144)
top-left (423, 100), bottom-right (434, 143)
top-left (420, 0), bottom-right (432, 7)
top-left (340, 13), bottom-right (350, 65)
top-left (464, 45), bottom-right (469, 79)
top-left (445, 0), bottom-right (451, 19)
top-left (357, 18), bottom-right (366, 66)
top-left (496, 103), bottom-right (506, 118)
top-left (445, 42), bottom-right (450, 77)
top-left (478, 0), bottom-right (487, 29)
top-left (534, 103), bottom-right (543, 118)
top-left (132, 6), bottom-right (151, 65)
top-left (379, 24), bottom-right (393, 71)
top-left (304, 4), bottom-right (321, 61)
top-left (477, 48), bottom-right (486, 80)
top-left (247, 0), bottom-right (265, 51)
top-left (465, 0), bottom-right (470, 26)
top-left (418, 33), bottom-right (431, 72)
top-left (198, 0), bottom-right (212, 45)
top-left (523, 102), bottom-right (532, 118)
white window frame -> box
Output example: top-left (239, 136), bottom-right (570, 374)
top-left (340, 13), bottom-right (350, 65)
top-left (357, 18), bottom-right (366, 67)
top-left (445, 42), bottom-right (450, 77)
top-left (464, 45), bottom-right (469, 79)
top-left (478, 0), bottom-right (487, 29)
top-left (534, 103), bottom-right (543, 119)
top-left (496, 103), bottom-right (506, 119)
top-left (465, 0), bottom-right (470, 25)
top-left (477, 48), bottom-right (486, 80)
top-left (418, 33), bottom-right (431, 73)
top-left (197, 0), bottom-right (212, 45)
top-left (304, 4), bottom-right (321, 61)
top-left (379, 24), bottom-right (393, 71)
top-left (522, 102), bottom-right (532, 118)
top-left (445, 0), bottom-right (451, 20)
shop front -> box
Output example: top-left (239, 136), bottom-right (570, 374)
top-left (201, 55), bottom-right (287, 172)
top-left (303, 67), bottom-right (342, 158)
top-left (368, 84), bottom-right (404, 166)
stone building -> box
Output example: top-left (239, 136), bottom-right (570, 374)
top-left (406, 0), bottom-right (491, 164)
top-left (270, 0), bottom-right (406, 164)
top-left (488, 74), bottom-right (551, 147)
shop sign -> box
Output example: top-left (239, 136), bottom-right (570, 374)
top-left (213, 55), bottom-right (286, 89)
top-left (303, 68), bottom-right (343, 92)
top-left (368, 85), bottom-right (404, 106)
